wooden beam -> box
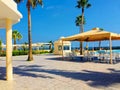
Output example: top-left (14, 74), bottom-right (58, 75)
top-left (62, 40), bottom-right (64, 60)
top-left (109, 35), bottom-right (113, 64)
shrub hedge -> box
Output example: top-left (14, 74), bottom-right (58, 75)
top-left (0, 50), bottom-right (50, 56)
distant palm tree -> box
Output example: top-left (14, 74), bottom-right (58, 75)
top-left (0, 39), bottom-right (2, 56)
top-left (22, 42), bottom-right (28, 51)
top-left (12, 30), bottom-right (22, 50)
top-left (14, 0), bottom-right (43, 61)
top-left (0, 39), bottom-right (2, 49)
top-left (76, 0), bottom-right (91, 55)
top-left (48, 40), bottom-right (53, 52)
top-left (99, 28), bottom-right (104, 50)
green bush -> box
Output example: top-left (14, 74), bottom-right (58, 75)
top-left (0, 51), bottom-right (6, 56)
top-left (12, 50), bottom-right (28, 56)
top-left (13, 50), bottom-right (19, 56)
top-left (0, 50), bottom-right (50, 56)
top-left (32, 50), bottom-right (40, 54)
top-left (40, 51), bottom-right (49, 54)
top-left (32, 50), bottom-right (49, 54)
top-left (19, 50), bottom-right (28, 55)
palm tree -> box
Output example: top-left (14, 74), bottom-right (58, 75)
top-left (22, 42), bottom-right (28, 51)
top-left (12, 30), bottom-right (22, 50)
top-left (75, 15), bottom-right (86, 51)
top-left (75, 15), bottom-right (85, 28)
top-left (99, 28), bottom-right (104, 50)
top-left (0, 39), bottom-right (2, 50)
top-left (76, 0), bottom-right (91, 55)
top-left (14, 0), bottom-right (43, 61)
top-left (48, 40), bottom-right (53, 53)
top-left (0, 39), bottom-right (2, 56)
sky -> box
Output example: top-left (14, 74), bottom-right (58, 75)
top-left (0, 0), bottom-right (120, 47)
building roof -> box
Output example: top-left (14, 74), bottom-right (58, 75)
top-left (0, 0), bottom-right (22, 28)
top-left (61, 28), bottom-right (120, 42)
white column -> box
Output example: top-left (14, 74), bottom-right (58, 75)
top-left (6, 18), bottom-right (13, 80)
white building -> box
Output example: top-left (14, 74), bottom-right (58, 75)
top-left (54, 37), bottom-right (71, 55)
top-left (0, 0), bottom-right (22, 80)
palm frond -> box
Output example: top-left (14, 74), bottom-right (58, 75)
top-left (30, 0), bottom-right (43, 9)
top-left (14, 0), bottom-right (23, 4)
top-left (86, 3), bottom-right (91, 8)
top-left (76, 0), bottom-right (91, 9)
top-left (31, 0), bottom-right (37, 8)
top-left (12, 30), bottom-right (22, 41)
top-left (18, 34), bottom-right (23, 41)
top-left (99, 28), bottom-right (104, 31)
top-left (38, 0), bottom-right (43, 6)
top-left (76, 1), bottom-right (81, 8)
top-left (75, 15), bottom-right (85, 26)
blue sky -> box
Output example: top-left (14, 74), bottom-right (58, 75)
top-left (0, 0), bottom-right (120, 47)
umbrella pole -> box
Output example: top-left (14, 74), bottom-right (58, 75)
top-left (62, 40), bottom-right (64, 60)
top-left (109, 36), bottom-right (113, 64)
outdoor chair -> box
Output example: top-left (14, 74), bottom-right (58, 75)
top-left (63, 51), bottom-right (78, 60)
top-left (83, 51), bottom-right (97, 61)
top-left (83, 51), bottom-right (92, 61)
top-left (83, 51), bottom-right (89, 61)
top-left (87, 52), bottom-right (95, 61)
top-left (69, 51), bottom-right (78, 60)
top-left (101, 53), bottom-right (116, 64)
top-left (103, 53), bottom-right (111, 63)
top-left (62, 52), bottom-right (71, 60)
top-left (98, 53), bottom-right (106, 63)
top-left (115, 53), bottom-right (120, 62)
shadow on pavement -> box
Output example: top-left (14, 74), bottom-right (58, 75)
top-left (1, 65), bottom-right (120, 88)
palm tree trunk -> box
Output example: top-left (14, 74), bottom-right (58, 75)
top-left (50, 44), bottom-right (52, 51)
top-left (99, 41), bottom-right (101, 50)
top-left (80, 24), bottom-right (82, 55)
top-left (14, 39), bottom-right (17, 50)
top-left (81, 8), bottom-right (84, 33)
top-left (80, 8), bottom-right (84, 55)
top-left (27, 0), bottom-right (33, 61)
top-left (49, 44), bottom-right (52, 50)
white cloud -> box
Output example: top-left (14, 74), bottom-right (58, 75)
top-left (46, 6), bottom-right (55, 10)
top-left (46, 5), bottom-right (62, 10)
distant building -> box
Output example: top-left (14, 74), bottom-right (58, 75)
top-left (1, 42), bottom-right (51, 51)
top-left (54, 37), bottom-right (71, 55)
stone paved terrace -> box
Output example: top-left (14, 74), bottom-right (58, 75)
top-left (0, 54), bottom-right (120, 90)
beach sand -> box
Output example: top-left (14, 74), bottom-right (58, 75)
top-left (0, 54), bottom-right (120, 90)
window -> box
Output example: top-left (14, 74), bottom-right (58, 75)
top-left (64, 45), bottom-right (70, 50)
top-left (58, 45), bottom-right (62, 51)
